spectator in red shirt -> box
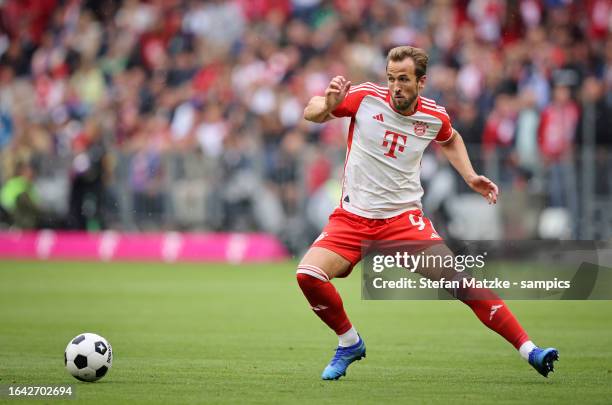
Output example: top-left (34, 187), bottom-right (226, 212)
top-left (538, 83), bottom-right (579, 214)
top-left (538, 84), bottom-right (579, 162)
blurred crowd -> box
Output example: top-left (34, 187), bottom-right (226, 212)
top-left (0, 0), bottom-right (610, 246)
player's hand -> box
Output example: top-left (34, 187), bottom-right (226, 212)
top-left (466, 175), bottom-right (499, 205)
top-left (325, 76), bottom-right (351, 111)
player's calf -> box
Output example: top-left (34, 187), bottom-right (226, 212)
top-left (296, 265), bottom-right (353, 335)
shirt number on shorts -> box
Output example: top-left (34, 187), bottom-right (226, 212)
top-left (409, 214), bottom-right (426, 231)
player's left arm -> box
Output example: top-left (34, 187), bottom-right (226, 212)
top-left (438, 128), bottom-right (499, 204)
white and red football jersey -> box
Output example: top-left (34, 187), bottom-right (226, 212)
top-left (330, 82), bottom-right (454, 219)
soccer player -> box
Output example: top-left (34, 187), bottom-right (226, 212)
top-left (298, 46), bottom-right (558, 380)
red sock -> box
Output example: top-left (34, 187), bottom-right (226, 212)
top-left (296, 265), bottom-right (352, 335)
top-left (460, 288), bottom-right (530, 349)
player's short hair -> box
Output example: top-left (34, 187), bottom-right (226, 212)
top-left (386, 46), bottom-right (429, 79)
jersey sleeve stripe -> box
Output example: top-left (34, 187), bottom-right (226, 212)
top-left (348, 84), bottom-right (387, 97)
top-left (420, 99), bottom-right (438, 108)
top-left (348, 87), bottom-right (386, 96)
top-left (421, 105), bottom-right (449, 118)
top-left (420, 100), bottom-right (449, 114)
top-left (420, 96), bottom-right (437, 104)
top-left (350, 83), bottom-right (384, 90)
top-left (421, 102), bottom-right (442, 110)
top-left (350, 82), bottom-right (388, 93)
top-left (364, 82), bottom-right (389, 91)
top-left (348, 89), bottom-right (387, 99)
top-left (420, 98), bottom-right (447, 110)
top-left (420, 98), bottom-right (448, 115)
top-left (348, 87), bottom-right (385, 96)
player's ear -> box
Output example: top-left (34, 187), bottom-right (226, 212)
top-left (418, 75), bottom-right (427, 91)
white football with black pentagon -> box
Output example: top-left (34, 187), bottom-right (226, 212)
top-left (65, 333), bottom-right (112, 382)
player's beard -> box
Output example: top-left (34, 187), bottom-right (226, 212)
top-left (392, 86), bottom-right (419, 113)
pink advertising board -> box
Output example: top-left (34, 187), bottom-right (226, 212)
top-left (0, 231), bottom-right (289, 263)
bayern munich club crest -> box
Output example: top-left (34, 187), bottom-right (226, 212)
top-left (413, 121), bottom-right (428, 136)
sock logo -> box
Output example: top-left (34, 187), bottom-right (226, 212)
top-left (489, 304), bottom-right (503, 320)
top-left (311, 304), bottom-right (328, 311)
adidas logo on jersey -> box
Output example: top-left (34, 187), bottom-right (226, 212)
top-left (372, 113), bottom-right (384, 122)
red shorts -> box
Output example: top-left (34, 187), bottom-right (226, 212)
top-left (312, 207), bottom-right (442, 277)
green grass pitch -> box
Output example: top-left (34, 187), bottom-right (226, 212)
top-left (1, 260), bottom-right (611, 404)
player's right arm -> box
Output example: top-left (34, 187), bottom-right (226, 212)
top-left (303, 76), bottom-right (351, 123)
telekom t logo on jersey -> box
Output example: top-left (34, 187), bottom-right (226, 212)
top-left (382, 130), bottom-right (407, 159)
